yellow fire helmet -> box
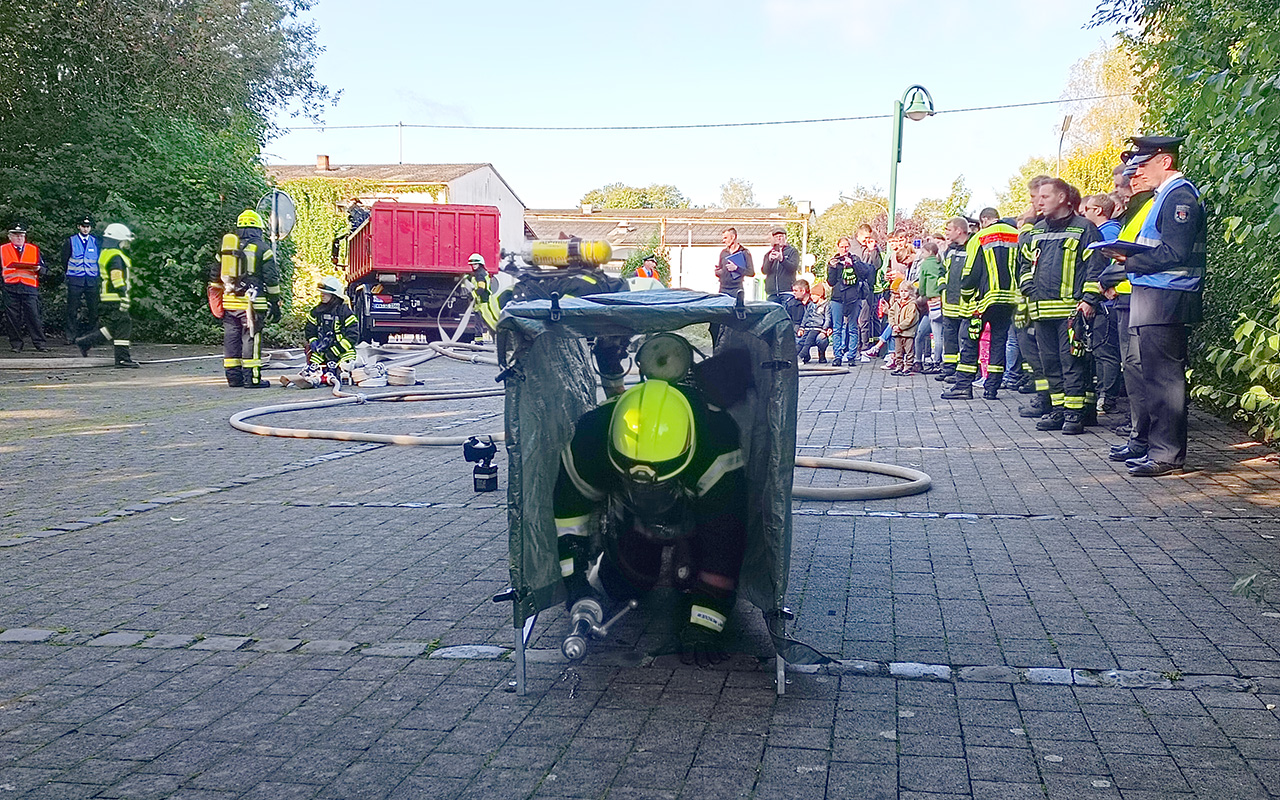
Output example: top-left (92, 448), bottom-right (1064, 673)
top-left (237, 209), bottom-right (264, 229)
top-left (608, 379), bottom-right (696, 483)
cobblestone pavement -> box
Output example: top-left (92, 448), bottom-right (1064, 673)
top-left (3, 344), bottom-right (1280, 799)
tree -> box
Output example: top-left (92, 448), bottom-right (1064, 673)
top-left (996, 156), bottom-right (1056, 218)
top-left (0, 0), bottom-right (334, 342)
top-left (1060, 40), bottom-right (1142, 154)
top-left (579, 183), bottom-right (689, 209)
top-left (718, 178), bottom-right (758, 208)
top-left (913, 175), bottom-right (972, 231)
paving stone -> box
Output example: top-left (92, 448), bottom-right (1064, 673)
top-left (959, 665), bottom-right (1020, 683)
top-left (85, 632), bottom-right (147, 647)
top-left (138, 634), bottom-right (197, 649)
top-left (430, 645), bottom-right (507, 660)
top-left (1027, 668), bottom-right (1074, 685)
top-left (297, 640), bottom-right (358, 655)
top-left (890, 662), bottom-right (952, 681)
top-left (191, 636), bottom-right (253, 651)
top-left (0, 628), bottom-right (57, 643)
top-left (362, 642), bottom-right (429, 657)
top-left (252, 639), bottom-right (303, 653)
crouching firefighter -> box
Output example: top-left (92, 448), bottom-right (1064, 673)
top-left (75, 224), bottom-right (140, 368)
top-left (214, 210), bottom-right (281, 388)
top-left (306, 276), bottom-right (358, 374)
top-left (555, 347), bottom-right (748, 666)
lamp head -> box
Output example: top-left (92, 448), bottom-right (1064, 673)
top-left (903, 87), bottom-right (934, 121)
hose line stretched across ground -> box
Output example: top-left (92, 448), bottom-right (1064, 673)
top-left (229, 357), bottom-right (932, 500)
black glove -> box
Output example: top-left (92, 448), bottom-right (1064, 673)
top-left (267, 296), bottom-right (282, 323)
top-left (679, 623), bottom-right (729, 667)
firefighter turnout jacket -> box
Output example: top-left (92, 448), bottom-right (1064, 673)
top-left (214, 228), bottom-right (280, 312)
top-left (1017, 213), bottom-right (1105, 319)
top-left (99, 247), bottom-right (131, 310)
top-left (961, 222), bottom-right (1020, 313)
top-left (553, 386), bottom-right (747, 630)
top-left (940, 237), bottom-right (972, 318)
top-left (305, 297), bottom-right (359, 365)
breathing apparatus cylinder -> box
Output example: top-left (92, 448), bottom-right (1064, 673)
top-left (528, 240), bottom-right (613, 268)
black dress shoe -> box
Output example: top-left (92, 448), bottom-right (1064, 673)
top-left (1109, 445), bottom-right (1147, 462)
top-left (33, 344), bottom-right (49, 352)
top-left (1128, 460), bottom-right (1181, 477)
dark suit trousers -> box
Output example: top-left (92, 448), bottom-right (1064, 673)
top-left (1116, 307), bottom-right (1149, 450)
top-left (1134, 324), bottom-right (1188, 465)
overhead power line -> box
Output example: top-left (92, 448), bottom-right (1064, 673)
top-left (280, 94), bottom-right (1131, 133)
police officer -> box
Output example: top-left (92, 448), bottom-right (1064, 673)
top-left (1, 224), bottom-right (48, 352)
top-left (1105, 136), bottom-right (1206, 476)
top-left (942, 209), bottom-right (1019, 400)
top-left (216, 210), bottom-right (281, 388)
top-left (1102, 180), bottom-right (1157, 464)
top-left (61, 216), bottom-right (100, 343)
top-left (75, 224), bottom-right (140, 368)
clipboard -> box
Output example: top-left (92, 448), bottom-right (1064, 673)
top-left (1086, 240), bottom-right (1153, 257)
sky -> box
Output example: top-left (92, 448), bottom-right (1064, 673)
top-left (266, 0), bottom-right (1121, 215)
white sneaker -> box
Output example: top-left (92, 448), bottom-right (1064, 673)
top-left (858, 354), bottom-right (872, 363)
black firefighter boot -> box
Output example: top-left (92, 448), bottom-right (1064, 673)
top-left (114, 345), bottom-right (140, 369)
top-left (1036, 406), bottom-right (1065, 431)
top-left (1019, 391), bottom-right (1049, 418)
top-left (1062, 409), bottom-right (1085, 435)
top-left (983, 381), bottom-right (1000, 400)
top-left (75, 329), bottom-right (104, 358)
top-left (1081, 404), bottom-right (1098, 428)
top-left (225, 367), bottom-right (244, 388)
top-left (243, 367), bottom-right (271, 389)
top-left (941, 380), bottom-right (973, 400)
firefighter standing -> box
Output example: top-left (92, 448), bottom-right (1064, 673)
top-left (935, 217), bottom-right (971, 383)
top-left (306, 277), bottom-right (358, 370)
top-left (2, 225), bottom-right (49, 352)
top-left (1018, 178), bottom-right (1105, 435)
top-left (215, 210), bottom-right (281, 388)
top-left (75, 224), bottom-right (140, 368)
top-left (942, 209), bottom-right (1019, 400)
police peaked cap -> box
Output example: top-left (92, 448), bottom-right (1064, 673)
top-left (79, 216), bottom-right (94, 226)
top-left (8, 224), bottom-right (27, 234)
top-left (1121, 135), bottom-right (1185, 166)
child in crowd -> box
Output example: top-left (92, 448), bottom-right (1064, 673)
top-left (796, 281), bottom-right (833, 363)
top-left (888, 277), bottom-right (920, 376)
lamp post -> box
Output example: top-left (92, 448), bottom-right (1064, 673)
top-left (887, 85), bottom-right (936, 237)
top-left (1056, 114), bottom-right (1073, 177)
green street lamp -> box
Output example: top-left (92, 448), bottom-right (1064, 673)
top-left (887, 85), bottom-right (936, 237)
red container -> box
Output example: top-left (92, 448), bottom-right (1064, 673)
top-left (346, 202), bottom-right (500, 283)
top-left (342, 202), bottom-right (501, 343)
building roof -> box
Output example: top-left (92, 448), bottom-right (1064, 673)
top-left (524, 207), bottom-right (813, 248)
top-left (265, 162), bottom-right (489, 184)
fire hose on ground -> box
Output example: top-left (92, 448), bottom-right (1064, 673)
top-left (227, 348), bottom-right (931, 501)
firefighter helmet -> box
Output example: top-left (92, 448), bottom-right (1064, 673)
top-left (608, 380), bottom-right (695, 484)
top-left (103, 223), bottom-right (134, 242)
top-left (468, 253), bottom-right (486, 268)
top-left (237, 209), bottom-right (264, 229)
top-left (317, 276), bottom-right (345, 296)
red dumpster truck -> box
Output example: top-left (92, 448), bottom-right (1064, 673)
top-left (341, 202), bottom-right (500, 343)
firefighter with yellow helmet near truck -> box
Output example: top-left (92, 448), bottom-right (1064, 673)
top-left (212, 210), bottom-right (281, 388)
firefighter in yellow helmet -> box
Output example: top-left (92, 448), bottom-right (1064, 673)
top-left (554, 348), bottom-right (748, 666)
top-left (213, 209), bottom-right (281, 387)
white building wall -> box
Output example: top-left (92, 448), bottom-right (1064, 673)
top-left (671, 245), bottom-right (779, 301)
top-left (445, 167), bottom-right (526, 253)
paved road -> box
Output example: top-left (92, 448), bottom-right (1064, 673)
top-left (2, 344), bottom-right (1279, 799)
